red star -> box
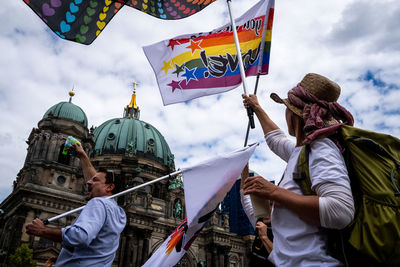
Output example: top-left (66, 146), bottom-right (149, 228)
top-left (168, 80), bottom-right (182, 92)
top-left (168, 39), bottom-right (181, 50)
top-left (186, 39), bottom-right (202, 54)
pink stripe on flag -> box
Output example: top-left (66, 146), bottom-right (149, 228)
top-left (170, 64), bottom-right (269, 91)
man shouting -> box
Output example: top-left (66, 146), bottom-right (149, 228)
top-left (26, 143), bottom-right (126, 267)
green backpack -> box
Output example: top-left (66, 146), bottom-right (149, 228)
top-left (296, 125), bottom-right (400, 266)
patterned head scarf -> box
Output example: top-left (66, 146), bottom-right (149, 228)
top-left (270, 73), bottom-right (354, 144)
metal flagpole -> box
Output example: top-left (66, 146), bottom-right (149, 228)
top-left (226, 0), bottom-right (255, 129)
top-left (43, 169), bottom-right (182, 224)
top-left (243, 1), bottom-right (271, 147)
top-left (244, 73), bottom-right (261, 147)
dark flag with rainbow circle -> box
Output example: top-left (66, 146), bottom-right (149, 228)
top-left (23, 0), bottom-right (215, 45)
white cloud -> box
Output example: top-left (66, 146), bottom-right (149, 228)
top-left (326, 0), bottom-right (400, 53)
top-left (1, 0), bottom-right (400, 202)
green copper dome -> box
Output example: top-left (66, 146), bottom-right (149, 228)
top-left (92, 117), bottom-right (175, 168)
top-left (43, 101), bottom-right (88, 127)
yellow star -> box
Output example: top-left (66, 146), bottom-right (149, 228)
top-left (161, 60), bottom-right (173, 74)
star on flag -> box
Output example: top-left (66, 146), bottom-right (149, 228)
top-left (168, 39), bottom-right (181, 50)
top-left (167, 80), bottom-right (182, 92)
top-left (182, 67), bottom-right (197, 84)
top-left (186, 39), bottom-right (202, 54)
top-left (161, 60), bottom-right (174, 74)
top-left (172, 64), bottom-right (185, 77)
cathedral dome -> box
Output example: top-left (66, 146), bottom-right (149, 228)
top-left (42, 91), bottom-right (88, 127)
top-left (92, 85), bottom-right (174, 168)
top-left (92, 118), bottom-right (174, 168)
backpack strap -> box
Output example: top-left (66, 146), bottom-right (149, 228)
top-left (293, 145), bottom-right (316, 196)
top-left (294, 145), bottom-right (350, 264)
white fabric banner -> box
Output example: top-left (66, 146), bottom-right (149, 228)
top-left (183, 143), bottom-right (258, 226)
top-left (142, 143), bottom-right (258, 267)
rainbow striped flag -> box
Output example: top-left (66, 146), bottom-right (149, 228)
top-left (143, 0), bottom-right (274, 105)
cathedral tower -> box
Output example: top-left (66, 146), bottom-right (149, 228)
top-left (0, 91), bottom-right (94, 263)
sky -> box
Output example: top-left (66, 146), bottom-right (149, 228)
top-left (1, 0), bottom-right (400, 202)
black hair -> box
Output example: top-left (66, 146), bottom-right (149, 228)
top-left (97, 167), bottom-right (121, 194)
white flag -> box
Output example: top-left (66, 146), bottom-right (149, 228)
top-left (143, 0), bottom-right (275, 105)
top-left (183, 143), bottom-right (258, 226)
top-left (142, 143), bottom-right (258, 267)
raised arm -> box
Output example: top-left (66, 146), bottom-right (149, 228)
top-left (256, 221), bottom-right (273, 253)
top-left (73, 143), bottom-right (96, 181)
top-left (242, 94), bottom-right (280, 135)
top-left (239, 164), bottom-right (257, 227)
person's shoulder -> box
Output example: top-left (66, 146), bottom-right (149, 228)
top-left (310, 138), bottom-right (344, 163)
top-left (87, 196), bottom-right (113, 207)
top-left (311, 138), bottom-right (338, 151)
top-left (91, 197), bottom-right (124, 211)
top-left (96, 198), bottom-right (126, 222)
top-left (85, 197), bottom-right (104, 209)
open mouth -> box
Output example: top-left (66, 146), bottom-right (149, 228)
top-left (86, 184), bottom-right (92, 193)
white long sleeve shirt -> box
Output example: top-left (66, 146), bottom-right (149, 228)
top-left (264, 129), bottom-right (354, 267)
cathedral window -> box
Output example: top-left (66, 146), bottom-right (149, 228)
top-left (57, 176), bottom-right (66, 184)
top-left (38, 237), bottom-right (53, 248)
top-left (57, 143), bottom-right (71, 165)
top-left (107, 133), bottom-right (115, 140)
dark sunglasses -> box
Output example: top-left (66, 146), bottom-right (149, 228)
top-left (106, 169), bottom-right (115, 184)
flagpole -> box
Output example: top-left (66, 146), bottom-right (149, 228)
top-left (43, 169), bottom-right (182, 224)
top-left (244, 73), bottom-right (261, 147)
top-left (244, 3), bottom-right (271, 147)
top-left (226, 0), bottom-right (255, 129)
